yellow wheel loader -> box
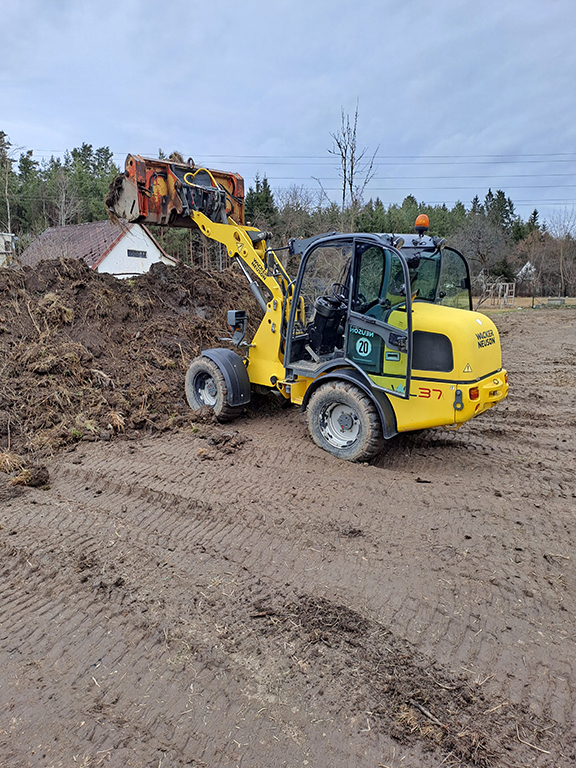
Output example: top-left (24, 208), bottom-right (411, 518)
top-left (108, 155), bottom-right (508, 461)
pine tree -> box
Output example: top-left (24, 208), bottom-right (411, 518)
top-left (15, 150), bottom-right (42, 232)
top-left (245, 173), bottom-right (277, 228)
top-left (470, 195), bottom-right (485, 217)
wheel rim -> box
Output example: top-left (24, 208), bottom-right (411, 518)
top-left (318, 401), bottom-right (360, 449)
top-left (194, 372), bottom-right (218, 406)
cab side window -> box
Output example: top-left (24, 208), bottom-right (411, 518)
top-left (354, 245), bottom-right (385, 310)
top-left (438, 248), bottom-right (471, 309)
top-left (353, 244), bottom-right (406, 321)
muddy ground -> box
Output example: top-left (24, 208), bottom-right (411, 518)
top-left (1, 262), bottom-right (576, 766)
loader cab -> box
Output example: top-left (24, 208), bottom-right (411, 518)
top-left (284, 226), bottom-right (472, 399)
top-left (285, 234), bottom-right (413, 397)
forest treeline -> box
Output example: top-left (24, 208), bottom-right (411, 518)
top-left (1, 131), bottom-right (575, 296)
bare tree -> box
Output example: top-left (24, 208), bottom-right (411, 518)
top-left (2, 168), bottom-right (10, 235)
top-left (275, 184), bottom-right (319, 240)
top-left (52, 169), bottom-right (82, 227)
top-left (449, 215), bottom-right (511, 307)
top-left (0, 132), bottom-right (23, 236)
top-left (513, 230), bottom-right (543, 296)
top-left (545, 207), bottom-right (576, 296)
top-left (451, 216), bottom-right (508, 275)
top-left (328, 101), bottom-right (378, 230)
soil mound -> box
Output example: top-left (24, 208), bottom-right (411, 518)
top-left (0, 258), bottom-right (262, 459)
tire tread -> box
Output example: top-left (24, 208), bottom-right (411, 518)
top-left (307, 381), bottom-right (384, 461)
top-left (185, 357), bottom-right (243, 422)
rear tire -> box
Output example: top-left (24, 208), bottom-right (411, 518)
top-left (185, 357), bottom-right (243, 422)
top-left (307, 381), bottom-right (384, 461)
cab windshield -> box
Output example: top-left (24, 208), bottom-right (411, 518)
top-left (403, 246), bottom-right (471, 310)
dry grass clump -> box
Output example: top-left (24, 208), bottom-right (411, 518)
top-left (74, 413), bottom-right (99, 435)
top-left (20, 341), bottom-right (92, 377)
top-left (0, 451), bottom-right (25, 473)
top-left (37, 292), bottom-right (74, 326)
top-left (25, 427), bottom-right (66, 455)
top-left (107, 411), bottom-right (125, 432)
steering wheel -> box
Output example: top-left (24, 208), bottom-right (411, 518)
top-left (330, 282), bottom-right (349, 304)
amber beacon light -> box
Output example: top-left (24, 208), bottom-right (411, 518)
top-left (414, 214), bottom-right (430, 233)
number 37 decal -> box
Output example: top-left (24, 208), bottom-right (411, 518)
top-left (417, 387), bottom-right (443, 399)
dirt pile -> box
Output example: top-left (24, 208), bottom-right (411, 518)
top-left (0, 258), bottom-right (262, 459)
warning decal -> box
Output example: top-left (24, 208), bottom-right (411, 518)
top-left (463, 363), bottom-right (473, 373)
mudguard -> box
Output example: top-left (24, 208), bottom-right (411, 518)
top-left (301, 367), bottom-right (397, 439)
top-left (201, 348), bottom-right (251, 407)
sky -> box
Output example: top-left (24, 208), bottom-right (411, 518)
top-left (2, 0), bottom-right (576, 222)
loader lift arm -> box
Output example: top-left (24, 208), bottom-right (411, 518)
top-left (189, 210), bottom-right (288, 310)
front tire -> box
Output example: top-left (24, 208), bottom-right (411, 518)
top-left (306, 381), bottom-right (384, 461)
top-left (185, 357), bottom-right (243, 422)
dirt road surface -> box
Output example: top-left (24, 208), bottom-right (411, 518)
top-left (1, 308), bottom-right (575, 768)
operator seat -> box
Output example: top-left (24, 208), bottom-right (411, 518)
top-left (307, 295), bottom-right (346, 356)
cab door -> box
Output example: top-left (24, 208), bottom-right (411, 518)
top-left (346, 241), bottom-right (412, 397)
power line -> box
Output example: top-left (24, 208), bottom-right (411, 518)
top-left (267, 176), bottom-right (576, 185)
top-left (205, 152), bottom-right (576, 160)
top-left (269, 184), bottom-right (576, 192)
top-left (22, 148), bottom-right (576, 163)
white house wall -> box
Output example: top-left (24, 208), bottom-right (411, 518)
top-left (97, 225), bottom-right (174, 277)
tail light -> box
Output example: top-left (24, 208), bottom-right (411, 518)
top-left (469, 387), bottom-right (480, 400)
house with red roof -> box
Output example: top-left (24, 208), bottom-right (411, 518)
top-left (19, 220), bottom-right (178, 277)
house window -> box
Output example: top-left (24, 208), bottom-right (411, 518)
top-left (127, 249), bottom-right (147, 259)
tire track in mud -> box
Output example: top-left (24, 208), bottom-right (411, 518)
top-left (1, 469), bottom-right (444, 767)
top-left (0, 529), bottom-right (321, 767)
top-left (9, 412), bottom-right (574, 730)
top-left (0, 495), bottom-right (572, 768)
top-left (48, 417), bottom-right (576, 728)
